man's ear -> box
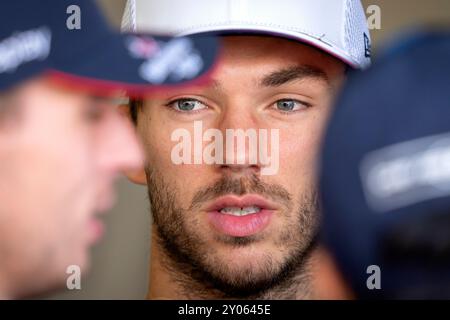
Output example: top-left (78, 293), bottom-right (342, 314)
top-left (117, 103), bottom-right (148, 186)
top-left (125, 167), bottom-right (148, 185)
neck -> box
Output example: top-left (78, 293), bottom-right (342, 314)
top-left (147, 226), bottom-right (319, 300)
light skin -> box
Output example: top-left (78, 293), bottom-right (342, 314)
top-left (128, 36), bottom-right (346, 299)
top-left (0, 78), bottom-right (143, 299)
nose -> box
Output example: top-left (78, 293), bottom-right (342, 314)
top-left (216, 104), bottom-right (262, 176)
top-left (96, 107), bottom-right (144, 176)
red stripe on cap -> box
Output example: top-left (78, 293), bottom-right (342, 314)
top-left (44, 51), bottom-right (223, 98)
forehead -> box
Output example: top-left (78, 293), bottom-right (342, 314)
top-left (218, 35), bottom-right (344, 75)
top-left (141, 35), bottom-right (345, 101)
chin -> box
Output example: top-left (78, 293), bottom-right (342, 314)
top-left (63, 248), bottom-right (90, 274)
top-left (209, 244), bottom-right (284, 274)
top-left (201, 255), bottom-right (286, 298)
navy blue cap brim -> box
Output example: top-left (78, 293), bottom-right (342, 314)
top-left (47, 34), bottom-right (221, 97)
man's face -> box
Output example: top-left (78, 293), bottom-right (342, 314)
top-left (134, 36), bottom-right (345, 296)
top-left (0, 79), bottom-right (142, 297)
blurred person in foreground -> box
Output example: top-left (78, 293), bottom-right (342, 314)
top-left (121, 0), bottom-right (371, 299)
top-left (316, 32), bottom-right (450, 299)
top-left (0, 0), bottom-right (218, 299)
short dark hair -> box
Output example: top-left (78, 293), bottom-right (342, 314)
top-left (129, 98), bottom-right (143, 125)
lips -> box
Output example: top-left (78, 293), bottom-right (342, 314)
top-left (206, 195), bottom-right (276, 237)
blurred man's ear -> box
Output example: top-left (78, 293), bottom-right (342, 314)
top-left (118, 103), bottom-right (147, 186)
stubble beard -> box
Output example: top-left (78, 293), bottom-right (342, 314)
top-left (146, 168), bottom-right (320, 299)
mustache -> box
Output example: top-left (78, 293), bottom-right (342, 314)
top-left (189, 174), bottom-right (292, 211)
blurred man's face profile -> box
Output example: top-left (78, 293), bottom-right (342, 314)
top-left (131, 36), bottom-right (346, 297)
top-left (0, 78), bottom-right (142, 298)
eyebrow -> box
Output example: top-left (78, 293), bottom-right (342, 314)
top-left (260, 65), bottom-right (329, 87)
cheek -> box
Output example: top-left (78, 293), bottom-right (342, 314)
top-left (0, 113), bottom-right (98, 272)
top-left (278, 114), bottom-right (328, 186)
top-left (143, 123), bottom-right (178, 172)
top-left (142, 122), bottom-right (217, 203)
top-left (0, 145), bottom-right (93, 270)
top-left (49, 143), bottom-right (96, 269)
top-left (34, 134), bottom-right (97, 247)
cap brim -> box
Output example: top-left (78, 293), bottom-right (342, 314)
top-left (47, 33), bottom-right (221, 97)
top-left (179, 26), bottom-right (360, 69)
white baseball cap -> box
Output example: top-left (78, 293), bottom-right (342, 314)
top-left (122, 0), bottom-right (372, 69)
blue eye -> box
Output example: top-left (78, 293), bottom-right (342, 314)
top-left (275, 99), bottom-right (309, 112)
top-left (170, 99), bottom-right (207, 112)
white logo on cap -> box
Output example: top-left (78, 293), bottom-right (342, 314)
top-left (0, 26), bottom-right (51, 74)
top-left (127, 36), bottom-right (203, 84)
